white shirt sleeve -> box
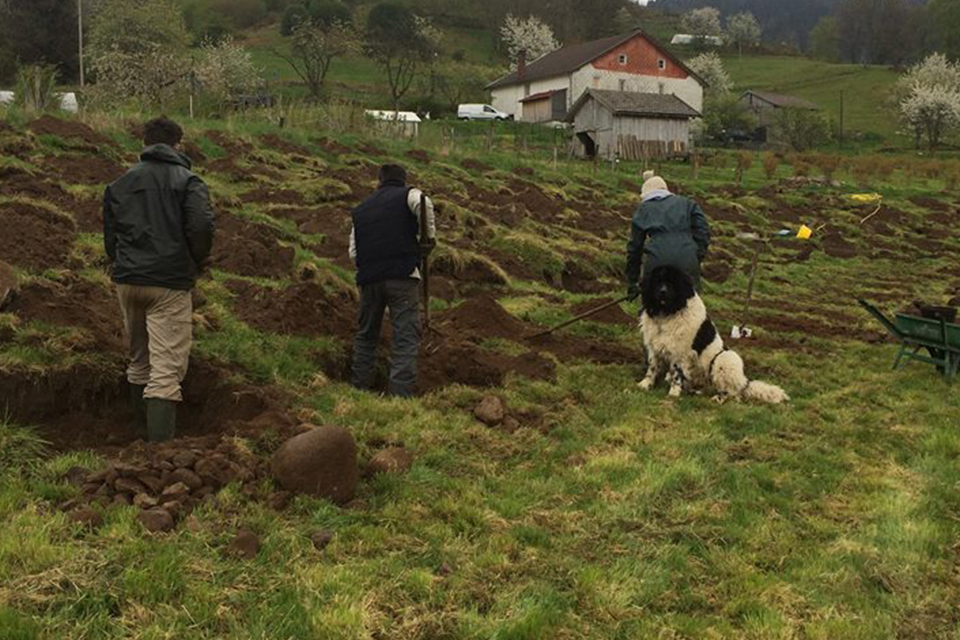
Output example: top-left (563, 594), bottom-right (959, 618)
top-left (348, 225), bottom-right (356, 260)
top-left (407, 188), bottom-right (436, 241)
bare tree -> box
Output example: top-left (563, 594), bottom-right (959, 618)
top-left (366, 4), bottom-right (439, 113)
top-left (275, 19), bottom-right (359, 98)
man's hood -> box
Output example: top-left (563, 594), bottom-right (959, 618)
top-left (140, 143), bottom-right (192, 169)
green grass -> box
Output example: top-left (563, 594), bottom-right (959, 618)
top-left (2, 112), bottom-right (960, 638)
top-left (722, 54), bottom-right (901, 143)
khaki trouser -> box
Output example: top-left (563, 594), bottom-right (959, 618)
top-left (117, 284), bottom-right (192, 401)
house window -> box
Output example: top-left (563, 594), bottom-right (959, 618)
top-left (658, 59), bottom-right (666, 70)
top-left (619, 79), bottom-right (627, 91)
top-left (618, 54), bottom-right (628, 65)
top-left (524, 83), bottom-right (531, 97)
top-left (658, 82), bottom-right (665, 94)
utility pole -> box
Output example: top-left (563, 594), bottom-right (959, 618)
top-left (78, 0), bottom-right (85, 89)
top-left (839, 90), bottom-right (844, 149)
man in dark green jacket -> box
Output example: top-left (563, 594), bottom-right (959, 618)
top-left (626, 173), bottom-right (710, 299)
top-left (103, 117), bottom-right (215, 442)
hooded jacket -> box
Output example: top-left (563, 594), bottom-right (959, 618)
top-left (626, 193), bottom-right (710, 289)
top-left (103, 144), bottom-right (215, 290)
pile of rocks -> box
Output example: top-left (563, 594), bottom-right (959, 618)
top-left (66, 439), bottom-right (259, 532)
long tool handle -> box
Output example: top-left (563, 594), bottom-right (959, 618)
top-left (419, 191), bottom-right (430, 330)
top-left (738, 245), bottom-right (761, 324)
top-left (526, 295), bottom-right (632, 340)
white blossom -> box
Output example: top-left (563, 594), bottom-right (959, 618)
top-left (686, 52), bottom-right (732, 95)
top-left (896, 53), bottom-right (960, 148)
top-left (682, 7), bottom-right (723, 38)
top-left (500, 14), bottom-right (560, 64)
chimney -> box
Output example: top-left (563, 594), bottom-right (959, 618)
top-left (517, 49), bottom-right (527, 80)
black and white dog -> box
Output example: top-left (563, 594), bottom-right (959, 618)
top-left (638, 265), bottom-right (789, 404)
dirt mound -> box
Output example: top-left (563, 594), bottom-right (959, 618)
top-left (43, 154), bottom-right (125, 186)
top-left (820, 233), bottom-right (859, 259)
top-left (462, 158), bottom-right (493, 173)
top-left (28, 115), bottom-right (117, 148)
top-left (259, 133), bottom-right (311, 156)
top-left (239, 187), bottom-right (305, 206)
top-left (314, 136), bottom-right (354, 156)
top-left (212, 212), bottom-right (295, 278)
top-left (271, 207), bottom-right (351, 261)
top-left (570, 297), bottom-right (635, 325)
top-left (225, 279), bottom-right (354, 339)
top-left (1, 358), bottom-right (294, 452)
top-left (0, 166), bottom-right (87, 218)
top-left (419, 341), bottom-right (555, 392)
top-left (204, 130), bottom-right (252, 156)
top-left (0, 201), bottom-right (77, 270)
top-left (511, 179), bottom-right (563, 220)
top-left (8, 278), bottom-right (124, 350)
top-left (703, 260), bottom-right (733, 283)
top-left (405, 149), bottom-right (431, 164)
top-left (561, 261), bottom-right (606, 294)
top-left (181, 141), bottom-right (207, 164)
top-left (435, 294), bottom-right (530, 339)
top-left (909, 195), bottom-right (950, 212)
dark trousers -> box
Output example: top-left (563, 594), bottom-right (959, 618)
top-left (352, 278), bottom-right (422, 397)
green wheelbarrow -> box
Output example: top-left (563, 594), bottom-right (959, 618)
top-left (859, 299), bottom-right (960, 380)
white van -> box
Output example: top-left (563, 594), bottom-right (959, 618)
top-left (457, 104), bottom-right (511, 121)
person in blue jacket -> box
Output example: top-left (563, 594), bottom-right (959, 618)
top-left (626, 172), bottom-right (710, 299)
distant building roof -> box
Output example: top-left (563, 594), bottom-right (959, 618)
top-left (488, 29), bottom-right (706, 91)
top-left (519, 90), bottom-right (561, 104)
top-left (671, 34), bottom-right (724, 46)
top-left (566, 89), bottom-right (701, 122)
top-left (365, 110), bottom-right (422, 123)
top-left (742, 90), bottom-right (819, 110)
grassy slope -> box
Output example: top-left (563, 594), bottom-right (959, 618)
top-left (245, 17), bottom-right (901, 143)
top-left (721, 54), bottom-right (901, 142)
top-left (1, 113), bottom-right (960, 639)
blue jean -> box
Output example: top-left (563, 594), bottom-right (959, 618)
top-left (351, 279), bottom-right (421, 397)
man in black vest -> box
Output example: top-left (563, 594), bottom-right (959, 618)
top-left (350, 164), bottom-right (436, 397)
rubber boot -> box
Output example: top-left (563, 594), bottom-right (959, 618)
top-left (144, 398), bottom-right (177, 443)
top-left (129, 383), bottom-right (147, 440)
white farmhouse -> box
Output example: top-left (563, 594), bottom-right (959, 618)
top-left (488, 29), bottom-right (706, 124)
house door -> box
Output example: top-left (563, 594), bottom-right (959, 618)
top-left (577, 132), bottom-right (597, 158)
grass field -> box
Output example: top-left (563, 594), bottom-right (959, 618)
top-left (1, 108), bottom-right (959, 639)
top-left (721, 54), bottom-right (901, 145)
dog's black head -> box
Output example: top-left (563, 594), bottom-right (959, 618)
top-left (642, 265), bottom-right (696, 317)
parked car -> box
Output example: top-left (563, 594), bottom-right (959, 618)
top-left (457, 104), bottom-right (511, 121)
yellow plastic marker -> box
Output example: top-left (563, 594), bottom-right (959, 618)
top-left (850, 193), bottom-right (882, 204)
top-left (797, 224), bottom-right (813, 240)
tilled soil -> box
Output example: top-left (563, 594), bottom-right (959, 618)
top-left (28, 115), bottom-right (118, 149)
top-left (8, 278), bottom-right (124, 350)
top-left (0, 358), bottom-right (294, 451)
top-left (211, 212), bottom-right (296, 278)
top-left (0, 201), bottom-right (77, 270)
top-left (226, 279), bottom-right (355, 340)
top-left (43, 153), bottom-right (125, 186)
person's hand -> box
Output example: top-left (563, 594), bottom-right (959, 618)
top-left (627, 282), bottom-right (641, 302)
top-left (419, 238), bottom-right (437, 257)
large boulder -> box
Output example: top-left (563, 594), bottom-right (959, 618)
top-left (270, 426), bottom-right (359, 505)
top-left (0, 260), bottom-right (18, 311)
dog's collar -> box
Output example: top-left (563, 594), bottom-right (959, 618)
top-left (708, 348), bottom-right (727, 376)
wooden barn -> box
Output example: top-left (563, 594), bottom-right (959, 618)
top-left (565, 88), bottom-right (700, 161)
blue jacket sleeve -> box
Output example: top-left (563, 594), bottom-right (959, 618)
top-left (103, 186), bottom-right (117, 262)
top-left (690, 201), bottom-right (710, 260)
top-left (625, 213), bottom-right (646, 285)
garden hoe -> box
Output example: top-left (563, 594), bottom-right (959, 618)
top-left (526, 295), bottom-right (632, 340)
top-left (419, 192), bottom-right (432, 332)
top-left (731, 236), bottom-right (762, 340)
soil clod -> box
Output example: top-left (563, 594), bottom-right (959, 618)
top-left (474, 395), bottom-right (506, 427)
top-left (367, 447), bottom-right (414, 476)
top-left (229, 530), bottom-right (262, 559)
top-left (139, 508), bottom-right (175, 533)
top-left (270, 426), bottom-right (359, 505)
top-left (67, 508), bottom-right (104, 530)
